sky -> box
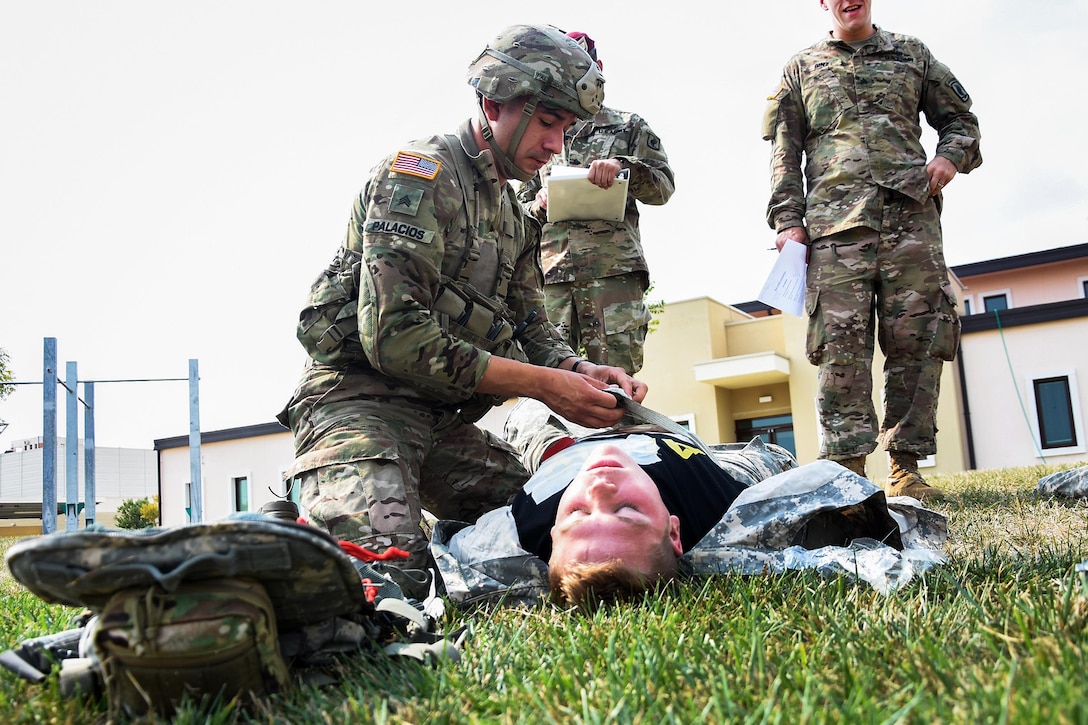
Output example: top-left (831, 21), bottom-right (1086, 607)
top-left (2, 0), bottom-right (1086, 450)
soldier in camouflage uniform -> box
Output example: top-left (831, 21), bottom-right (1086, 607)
top-left (278, 25), bottom-right (648, 579)
top-left (763, 0), bottom-right (982, 501)
top-left (517, 32), bottom-right (675, 374)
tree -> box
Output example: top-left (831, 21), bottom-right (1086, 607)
top-left (0, 347), bottom-right (13, 431)
top-left (0, 347), bottom-right (13, 401)
top-left (645, 285), bottom-right (666, 335)
top-left (115, 496), bottom-right (160, 529)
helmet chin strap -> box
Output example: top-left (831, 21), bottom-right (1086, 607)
top-left (477, 96), bottom-right (538, 183)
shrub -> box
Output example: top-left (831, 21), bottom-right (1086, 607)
top-left (115, 495), bottom-right (159, 529)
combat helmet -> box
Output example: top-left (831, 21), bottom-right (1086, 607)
top-left (467, 24), bottom-right (604, 182)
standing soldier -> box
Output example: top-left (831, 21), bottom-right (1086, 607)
top-left (279, 25), bottom-right (647, 585)
top-left (763, 0), bottom-right (982, 500)
top-left (518, 31), bottom-right (675, 374)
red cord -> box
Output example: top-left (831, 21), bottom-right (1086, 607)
top-left (338, 539), bottom-right (411, 562)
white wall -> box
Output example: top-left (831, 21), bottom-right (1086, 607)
top-left (158, 431), bottom-right (296, 527)
top-left (960, 318), bottom-right (1088, 470)
top-left (0, 438), bottom-right (157, 513)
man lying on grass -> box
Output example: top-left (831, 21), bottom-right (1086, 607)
top-left (431, 398), bottom-right (942, 609)
top-left (511, 414), bottom-right (785, 605)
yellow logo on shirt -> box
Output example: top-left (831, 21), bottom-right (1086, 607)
top-left (664, 439), bottom-right (705, 460)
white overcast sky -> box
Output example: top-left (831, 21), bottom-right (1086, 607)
top-left (2, 0), bottom-right (1086, 449)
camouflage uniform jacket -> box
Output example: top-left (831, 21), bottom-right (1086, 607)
top-left (517, 106), bottom-right (675, 283)
top-left (763, 27), bottom-right (982, 239)
top-left (284, 121), bottom-right (575, 474)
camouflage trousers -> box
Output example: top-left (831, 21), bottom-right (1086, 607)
top-left (805, 193), bottom-right (960, 459)
top-left (544, 271), bottom-right (652, 374)
top-left (285, 373), bottom-right (529, 571)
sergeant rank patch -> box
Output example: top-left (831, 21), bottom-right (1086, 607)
top-left (391, 151), bottom-right (442, 180)
top-left (391, 184), bottom-right (425, 216)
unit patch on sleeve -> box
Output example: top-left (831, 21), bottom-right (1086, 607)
top-left (391, 151), bottom-right (442, 180)
top-left (391, 184), bottom-right (425, 216)
top-left (946, 77), bottom-right (970, 103)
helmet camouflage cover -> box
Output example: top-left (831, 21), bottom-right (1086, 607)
top-left (467, 24), bottom-right (604, 120)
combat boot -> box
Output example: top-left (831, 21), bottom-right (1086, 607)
top-left (887, 452), bottom-right (946, 502)
top-left (831, 455), bottom-right (867, 478)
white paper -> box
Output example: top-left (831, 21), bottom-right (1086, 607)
top-left (545, 165), bottom-right (629, 223)
top-left (757, 240), bottom-right (808, 317)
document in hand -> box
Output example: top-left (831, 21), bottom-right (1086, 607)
top-left (757, 240), bottom-right (808, 317)
top-left (545, 166), bottom-right (629, 223)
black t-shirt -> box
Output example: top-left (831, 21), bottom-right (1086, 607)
top-left (510, 432), bottom-right (749, 560)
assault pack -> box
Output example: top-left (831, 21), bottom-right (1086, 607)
top-left (2, 514), bottom-right (460, 720)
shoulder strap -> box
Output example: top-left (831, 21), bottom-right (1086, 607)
top-left (438, 134), bottom-right (479, 283)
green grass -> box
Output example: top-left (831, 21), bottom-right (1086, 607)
top-left (2, 463), bottom-right (1088, 724)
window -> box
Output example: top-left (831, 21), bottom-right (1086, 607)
top-left (233, 476), bottom-right (250, 512)
top-left (736, 415), bottom-right (796, 457)
top-left (963, 297), bottom-right (973, 316)
top-left (1080, 277), bottom-right (1088, 299)
top-left (184, 482), bottom-right (192, 522)
top-left (669, 413), bottom-right (695, 434)
top-left (1034, 377), bottom-right (1077, 449)
top-left (983, 293), bottom-right (1009, 312)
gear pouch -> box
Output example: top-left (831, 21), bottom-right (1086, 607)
top-left (93, 577), bottom-right (290, 720)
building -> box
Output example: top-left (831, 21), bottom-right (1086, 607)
top-left (155, 423), bottom-right (298, 527)
top-left (0, 437), bottom-right (158, 532)
top-left (953, 243), bottom-right (1088, 470)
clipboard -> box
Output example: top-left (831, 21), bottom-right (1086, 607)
top-left (545, 165), bottom-right (629, 223)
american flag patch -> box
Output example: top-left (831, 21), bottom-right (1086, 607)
top-left (391, 151), bottom-right (441, 180)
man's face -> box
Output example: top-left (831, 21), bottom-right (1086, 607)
top-left (549, 444), bottom-right (682, 572)
top-left (490, 98), bottom-right (578, 177)
top-left (820, 0), bottom-right (874, 42)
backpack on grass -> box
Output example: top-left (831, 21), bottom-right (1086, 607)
top-left (2, 516), bottom-right (459, 719)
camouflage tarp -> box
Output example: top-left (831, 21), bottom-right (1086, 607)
top-left (1036, 466), bottom-right (1088, 499)
top-left (686, 459), bottom-right (947, 595)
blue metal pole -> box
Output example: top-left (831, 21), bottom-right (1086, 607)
top-left (84, 382), bottom-right (96, 527)
top-left (65, 361), bottom-right (79, 531)
top-left (42, 338), bottom-right (57, 534)
top-left (188, 359), bottom-right (202, 523)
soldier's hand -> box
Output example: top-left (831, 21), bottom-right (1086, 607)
top-left (540, 369), bottom-right (626, 429)
top-left (576, 360), bottom-right (648, 403)
top-left (476, 357), bottom-right (627, 429)
top-left (775, 226), bottom-right (809, 252)
top-left (926, 156), bottom-right (957, 196)
top-left (586, 159), bottom-right (624, 189)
